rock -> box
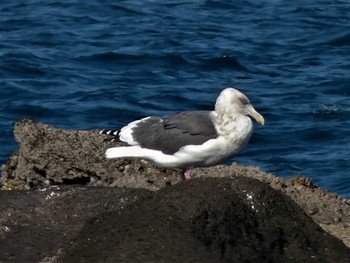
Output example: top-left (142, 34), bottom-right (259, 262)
top-left (1, 178), bottom-right (350, 262)
top-left (0, 186), bottom-right (151, 262)
top-left (1, 119), bottom-right (180, 191)
top-left (1, 119), bottom-right (350, 261)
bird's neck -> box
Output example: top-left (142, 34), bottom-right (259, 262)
top-left (212, 111), bottom-right (253, 140)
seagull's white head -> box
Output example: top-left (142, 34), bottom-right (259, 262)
top-left (215, 87), bottom-right (265, 125)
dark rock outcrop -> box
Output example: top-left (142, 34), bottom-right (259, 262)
top-left (0, 186), bottom-right (151, 262)
top-left (1, 178), bottom-right (350, 262)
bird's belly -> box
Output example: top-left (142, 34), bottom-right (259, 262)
top-left (171, 136), bottom-right (245, 168)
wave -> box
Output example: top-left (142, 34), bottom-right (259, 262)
top-left (75, 51), bottom-right (191, 67)
top-left (199, 54), bottom-right (249, 71)
top-left (313, 105), bottom-right (348, 119)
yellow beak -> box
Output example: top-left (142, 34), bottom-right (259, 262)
top-left (248, 106), bottom-right (265, 125)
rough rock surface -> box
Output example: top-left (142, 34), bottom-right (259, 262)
top-left (1, 119), bottom-right (350, 262)
top-left (1, 119), bottom-right (180, 191)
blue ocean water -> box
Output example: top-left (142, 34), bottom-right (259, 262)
top-left (1, 1), bottom-right (349, 197)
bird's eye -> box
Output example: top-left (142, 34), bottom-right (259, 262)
top-left (240, 98), bottom-right (249, 105)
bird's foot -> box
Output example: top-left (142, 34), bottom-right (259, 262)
top-left (181, 169), bottom-right (192, 180)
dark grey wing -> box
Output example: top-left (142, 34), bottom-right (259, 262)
top-left (163, 111), bottom-right (217, 136)
top-left (131, 111), bottom-right (218, 155)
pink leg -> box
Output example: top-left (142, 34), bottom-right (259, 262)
top-left (181, 169), bottom-right (192, 180)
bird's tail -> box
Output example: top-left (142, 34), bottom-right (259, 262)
top-left (105, 146), bottom-right (144, 159)
top-left (100, 129), bottom-right (121, 142)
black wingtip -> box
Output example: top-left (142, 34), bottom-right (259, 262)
top-left (100, 129), bottom-right (121, 142)
top-left (100, 129), bottom-right (118, 135)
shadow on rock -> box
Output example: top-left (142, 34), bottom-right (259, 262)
top-left (62, 178), bottom-right (350, 263)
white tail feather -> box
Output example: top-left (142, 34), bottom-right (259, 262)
top-left (105, 146), bottom-right (145, 159)
top-left (105, 146), bottom-right (180, 168)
